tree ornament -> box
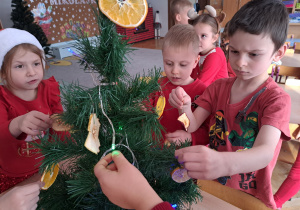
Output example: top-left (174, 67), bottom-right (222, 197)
top-left (98, 0), bottom-right (148, 28)
top-left (51, 114), bottom-right (72, 132)
top-left (156, 96), bottom-right (166, 119)
top-left (178, 113), bottom-right (190, 131)
top-left (41, 163), bottom-right (59, 190)
top-left (171, 167), bottom-right (191, 183)
top-left (85, 113), bottom-right (101, 154)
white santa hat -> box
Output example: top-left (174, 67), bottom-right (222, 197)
top-left (0, 28), bottom-right (44, 70)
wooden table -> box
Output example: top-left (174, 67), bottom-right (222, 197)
top-left (189, 189), bottom-right (241, 209)
top-left (192, 180), bottom-right (272, 210)
top-left (278, 83), bottom-right (300, 124)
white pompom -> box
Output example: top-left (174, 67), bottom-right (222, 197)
top-left (205, 5), bottom-right (217, 17)
top-left (187, 8), bottom-right (199, 20)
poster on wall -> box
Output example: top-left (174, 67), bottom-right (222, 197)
top-left (27, 0), bottom-right (98, 44)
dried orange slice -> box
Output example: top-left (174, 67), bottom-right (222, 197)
top-left (51, 114), bottom-right (72, 132)
top-left (171, 167), bottom-right (191, 183)
top-left (85, 113), bottom-right (101, 155)
top-left (156, 96), bottom-right (166, 119)
top-left (41, 163), bottom-right (59, 190)
top-left (98, 0), bottom-right (148, 28)
top-left (178, 113), bottom-right (190, 131)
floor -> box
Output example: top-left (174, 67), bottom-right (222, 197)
top-left (132, 38), bottom-right (163, 50)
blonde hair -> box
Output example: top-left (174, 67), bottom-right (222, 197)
top-left (170, 0), bottom-right (193, 24)
top-left (0, 43), bottom-right (45, 88)
top-left (162, 24), bottom-right (199, 56)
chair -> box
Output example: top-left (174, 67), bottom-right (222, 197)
top-left (287, 34), bottom-right (294, 39)
top-left (267, 64), bottom-right (276, 78)
top-left (275, 65), bottom-right (300, 83)
top-left (294, 42), bottom-right (300, 51)
top-left (285, 41), bottom-right (290, 49)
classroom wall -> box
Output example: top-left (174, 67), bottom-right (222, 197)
top-left (0, 0), bottom-right (13, 28)
top-left (0, 0), bottom-right (169, 40)
top-left (147, 0), bottom-right (168, 37)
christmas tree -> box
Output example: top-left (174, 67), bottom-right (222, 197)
top-left (11, 0), bottom-right (50, 54)
top-left (36, 3), bottom-right (201, 210)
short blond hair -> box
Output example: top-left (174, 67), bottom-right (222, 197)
top-left (162, 24), bottom-right (199, 56)
top-left (170, 0), bottom-right (193, 23)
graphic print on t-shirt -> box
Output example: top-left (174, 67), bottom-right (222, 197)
top-left (228, 112), bottom-right (259, 149)
top-left (209, 111), bottom-right (259, 187)
top-left (209, 110), bottom-right (229, 150)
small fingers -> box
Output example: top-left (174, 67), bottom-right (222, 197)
top-left (94, 153), bottom-right (113, 177)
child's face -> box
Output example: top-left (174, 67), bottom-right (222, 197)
top-left (194, 23), bottom-right (218, 54)
top-left (176, 6), bottom-right (192, 25)
top-left (162, 44), bottom-right (199, 86)
top-left (228, 30), bottom-right (285, 81)
top-left (6, 48), bottom-right (44, 96)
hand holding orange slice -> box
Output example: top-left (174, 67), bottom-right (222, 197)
top-left (41, 163), bottom-right (60, 190)
top-left (98, 0), bottom-right (148, 28)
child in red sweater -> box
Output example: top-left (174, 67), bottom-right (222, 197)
top-left (148, 24), bottom-right (209, 146)
top-left (0, 28), bottom-right (64, 209)
top-left (189, 6), bottom-right (228, 86)
top-left (274, 131), bottom-right (300, 208)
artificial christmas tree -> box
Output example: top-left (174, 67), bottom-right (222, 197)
top-left (35, 3), bottom-right (202, 210)
top-left (11, 0), bottom-right (50, 54)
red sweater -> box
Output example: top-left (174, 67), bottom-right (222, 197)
top-left (0, 77), bottom-right (63, 178)
top-left (152, 201), bottom-right (173, 210)
top-left (149, 77), bottom-right (209, 146)
top-left (191, 47), bottom-right (228, 86)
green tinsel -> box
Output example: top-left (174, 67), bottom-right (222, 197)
top-left (35, 3), bottom-right (202, 210)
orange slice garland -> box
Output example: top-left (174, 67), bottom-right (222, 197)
top-left (98, 0), bottom-right (148, 28)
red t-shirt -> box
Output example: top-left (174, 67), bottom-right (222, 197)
top-left (149, 77), bottom-right (209, 146)
top-left (0, 77), bottom-right (63, 178)
top-left (191, 47), bottom-right (228, 86)
top-left (195, 77), bottom-right (291, 209)
top-left (227, 60), bottom-right (236, 78)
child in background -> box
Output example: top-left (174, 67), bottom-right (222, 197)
top-left (189, 6), bottom-right (228, 86)
top-left (147, 24), bottom-right (209, 146)
top-left (170, 0), bottom-right (193, 25)
top-left (169, 0), bottom-right (290, 208)
top-left (0, 28), bottom-right (64, 208)
top-left (274, 141), bottom-right (300, 208)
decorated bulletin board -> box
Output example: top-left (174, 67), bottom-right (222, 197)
top-left (27, 0), bottom-right (98, 44)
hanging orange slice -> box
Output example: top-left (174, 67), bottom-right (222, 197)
top-left (98, 0), bottom-right (148, 28)
top-left (178, 113), bottom-right (190, 131)
top-left (41, 163), bottom-right (59, 190)
top-left (156, 96), bottom-right (166, 119)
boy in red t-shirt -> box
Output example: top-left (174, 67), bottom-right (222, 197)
top-left (169, 0), bottom-right (291, 208)
top-left (147, 24), bottom-right (209, 147)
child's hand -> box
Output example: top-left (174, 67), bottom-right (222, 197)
top-left (169, 87), bottom-right (191, 110)
top-left (0, 181), bottom-right (43, 210)
top-left (175, 145), bottom-right (223, 180)
top-left (165, 130), bottom-right (192, 146)
top-left (9, 111), bottom-right (53, 138)
top-left (94, 151), bottom-right (163, 210)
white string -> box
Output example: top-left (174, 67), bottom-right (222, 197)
top-left (68, 48), bottom-right (137, 166)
